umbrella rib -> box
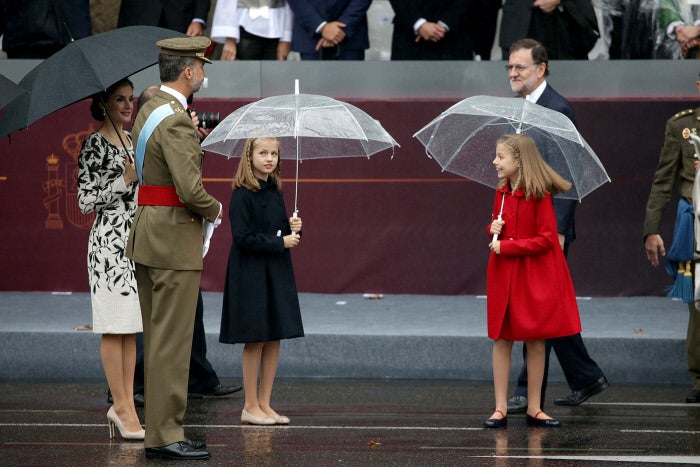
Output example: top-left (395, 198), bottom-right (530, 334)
top-left (340, 105), bottom-right (369, 143)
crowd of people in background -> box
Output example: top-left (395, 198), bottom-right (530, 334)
top-left (1, 0), bottom-right (700, 61)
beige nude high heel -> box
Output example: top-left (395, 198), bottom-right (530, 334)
top-left (107, 406), bottom-right (145, 440)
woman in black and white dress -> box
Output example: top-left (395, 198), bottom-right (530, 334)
top-left (77, 78), bottom-right (144, 440)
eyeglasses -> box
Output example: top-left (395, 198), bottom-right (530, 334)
top-left (505, 63), bottom-right (539, 72)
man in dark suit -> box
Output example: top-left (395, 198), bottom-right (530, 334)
top-left (498, 0), bottom-right (599, 60)
top-left (117, 0), bottom-right (210, 37)
top-left (0, 0), bottom-right (91, 58)
top-left (287, 0), bottom-right (371, 60)
top-left (126, 36), bottom-right (220, 460)
top-left (504, 38), bottom-right (609, 414)
top-left (389, 0), bottom-right (475, 60)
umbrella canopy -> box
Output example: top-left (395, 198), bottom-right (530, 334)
top-left (201, 87), bottom-right (399, 212)
top-left (413, 95), bottom-right (610, 201)
top-left (202, 93), bottom-right (399, 161)
top-left (0, 74), bottom-right (27, 109)
top-left (0, 26), bottom-right (186, 138)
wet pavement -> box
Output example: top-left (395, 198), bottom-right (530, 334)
top-left (1, 379), bottom-right (699, 466)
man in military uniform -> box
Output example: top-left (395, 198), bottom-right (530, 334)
top-left (644, 75), bottom-right (700, 403)
top-left (126, 36), bottom-right (221, 460)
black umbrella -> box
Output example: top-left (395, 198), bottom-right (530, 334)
top-left (0, 74), bottom-right (27, 109)
top-left (0, 25), bottom-right (186, 138)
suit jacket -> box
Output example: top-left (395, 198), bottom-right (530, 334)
top-left (117, 0), bottom-right (210, 33)
top-left (499, 0), bottom-right (598, 59)
top-left (286, 0), bottom-right (370, 54)
top-left (389, 0), bottom-right (475, 60)
top-left (126, 90), bottom-right (220, 271)
top-left (535, 84), bottom-right (577, 243)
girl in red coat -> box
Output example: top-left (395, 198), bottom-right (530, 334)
top-left (483, 134), bottom-right (582, 429)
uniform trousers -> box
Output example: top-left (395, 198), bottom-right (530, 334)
top-left (688, 303), bottom-right (700, 390)
top-left (135, 264), bottom-right (199, 448)
top-left (134, 290), bottom-right (220, 394)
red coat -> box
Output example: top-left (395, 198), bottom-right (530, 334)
top-left (486, 185), bottom-right (581, 341)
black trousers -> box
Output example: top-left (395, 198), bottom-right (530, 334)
top-left (513, 333), bottom-right (605, 402)
top-left (513, 242), bottom-right (605, 403)
top-left (237, 28), bottom-right (279, 60)
top-left (134, 290), bottom-right (219, 394)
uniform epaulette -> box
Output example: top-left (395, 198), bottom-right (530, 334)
top-left (672, 109), bottom-right (694, 120)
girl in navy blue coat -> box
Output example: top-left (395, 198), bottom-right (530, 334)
top-left (221, 137), bottom-right (304, 426)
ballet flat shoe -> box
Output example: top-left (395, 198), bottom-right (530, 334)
top-left (107, 406), bottom-right (145, 440)
top-left (482, 409), bottom-right (507, 428)
top-left (273, 414), bottom-right (290, 425)
top-left (526, 411), bottom-right (562, 428)
top-left (241, 409), bottom-right (276, 425)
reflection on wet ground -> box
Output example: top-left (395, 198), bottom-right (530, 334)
top-left (1, 379), bottom-right (699, 466)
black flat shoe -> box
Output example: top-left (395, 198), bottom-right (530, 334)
top-left (482, 409), bottom-right (507, 428)
top-left (554, 376), bottom-right (609, 406)
top-left (686, 389), bottom-right (700, 403)
top-left (145, 441), bottom-right (211, 460)
top-left (526, 411), bottom-right (561, 428)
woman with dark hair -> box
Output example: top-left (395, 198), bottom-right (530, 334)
top-left (77, 78), bottom-right (144, 440)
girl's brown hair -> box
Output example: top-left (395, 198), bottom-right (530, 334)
top-left (232, 137), bottom-right (282, 192)
top-left (496, 134), bottom-right (571, 200)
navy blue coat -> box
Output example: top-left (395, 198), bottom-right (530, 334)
top-left (287, 0), bottom-right (371, 54)
top-left (220, 179), bottom-right (303, 344)
top-left (535, 84), bottom-right (578, 244)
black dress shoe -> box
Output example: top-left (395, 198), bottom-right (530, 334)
top-left (190, 384), bottom-right (243, 398)
top-left (554, 377), bottom-right (609, 406)
top-left (145, 441), bottom-right (211, 460)
top-left (184, 438), bottom-right (207, 450)
top-left (526, 413), bottom-right (562, 427)
top-left (507, 395), bottom-right (527, 413)
top-left (686, 389), bottom-right (700, 403)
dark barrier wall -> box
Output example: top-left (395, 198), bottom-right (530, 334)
top-left (0, 61), bottom-right (696, 295)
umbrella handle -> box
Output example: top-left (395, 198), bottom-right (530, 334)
top-left (491, 213), bottom-right (502, 243)
top-left (291, 210), bottom-right (298, 234)
top-left (491, 195), bottom-right (506, 243)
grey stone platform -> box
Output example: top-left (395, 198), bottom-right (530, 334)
top-left (0, 292), bottom-right (690, 385)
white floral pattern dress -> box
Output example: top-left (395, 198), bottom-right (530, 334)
top-left (77, 132), bottom-right (142, 334)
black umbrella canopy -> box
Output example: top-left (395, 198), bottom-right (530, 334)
top-left (0, 74), bottom-right (27, 109)
top-left (0, 26), bottom-right (186, 138)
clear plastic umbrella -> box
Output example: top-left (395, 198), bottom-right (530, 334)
top-left (202, 81), bottom-right (399, 216)
top-left (413, 95), bottom-right (610, 201)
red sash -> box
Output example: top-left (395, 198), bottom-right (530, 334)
top-left (138, 185), bottom-right (186, 207)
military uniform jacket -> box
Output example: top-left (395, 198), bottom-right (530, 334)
top-left (126, 90), bottom-right (220, 271)
top-left (643, 107), bottom-right (700, 238)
